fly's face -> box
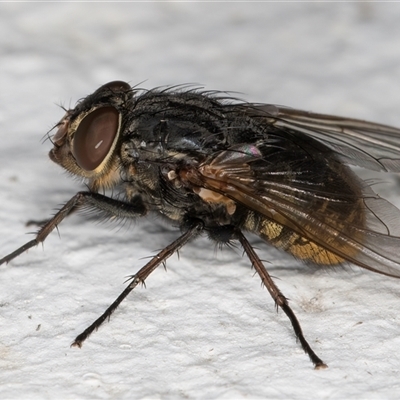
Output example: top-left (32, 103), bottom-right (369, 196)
top-left (49, 81), bottom-right (131, 191)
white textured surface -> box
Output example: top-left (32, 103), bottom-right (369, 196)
top-left (1, 3), bottom-right (400, 399)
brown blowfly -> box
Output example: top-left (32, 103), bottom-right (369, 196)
top-left (2, 81), bottom-right (400, 369)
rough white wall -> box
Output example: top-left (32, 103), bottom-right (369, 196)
top-left (1, 3), bottom-right (400, 399)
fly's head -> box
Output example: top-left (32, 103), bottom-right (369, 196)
top-left (49, 81), bottom-right (132, 192)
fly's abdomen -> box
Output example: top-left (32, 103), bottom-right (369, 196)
top-left (258, 217), bottom-right (351, 265)
top-left (244, 158), bottom-right (366, 266)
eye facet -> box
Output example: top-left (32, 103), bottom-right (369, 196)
top-left (72, 106), bottom-right (120, 171)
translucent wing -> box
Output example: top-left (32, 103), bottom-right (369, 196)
top-left (186, 130), bottom-right (400, 278)
top-left (240, 104), bottom-right (400, 172)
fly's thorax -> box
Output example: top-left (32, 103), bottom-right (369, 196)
top-left (121, 145), bottom-right (242, 226)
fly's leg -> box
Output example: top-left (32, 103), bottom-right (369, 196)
top-left (237, 230), bottom-right (328, 369)
top-left (0, 191), bottom-right (147, 265)
top-left (26, 206), bottom-right (78, 227)
top-left (71, 220), bottom-right (203, 347)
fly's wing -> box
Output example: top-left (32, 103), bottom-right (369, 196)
top-left (188, 135), bottom-right (400, 278)
top-left (241, 104), bottom-right (400, 173)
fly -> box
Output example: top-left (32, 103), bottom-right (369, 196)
top-left (2, 81), bottom-right (400, 369)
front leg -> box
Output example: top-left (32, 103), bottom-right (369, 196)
top-left (0, 191), bottom-right (147, 265)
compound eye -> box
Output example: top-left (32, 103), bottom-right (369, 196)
top-left (72, 106), bottom-right (120, 171)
